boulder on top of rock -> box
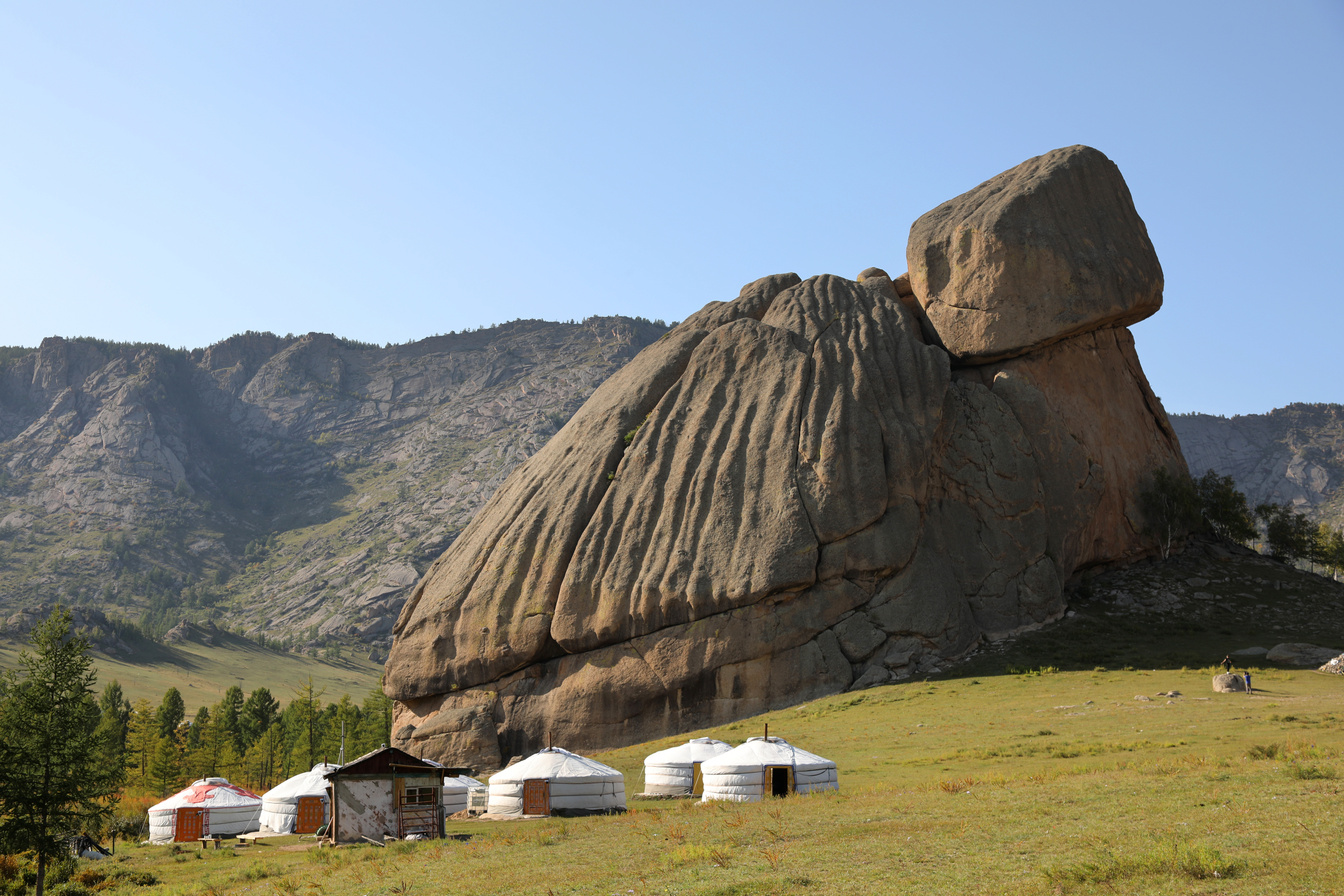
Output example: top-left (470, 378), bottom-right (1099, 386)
top-left (1266, 643), bottom-right (1343, 666)
top-left (385, 146), bottom-right (1187, 767)
top-left (906, 145), bottom-right (1163, 363)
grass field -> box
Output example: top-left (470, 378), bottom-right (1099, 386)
top-left (0, 629), bottom-right (383, 712)
top-left (47, 664), bottom-right (1343, 896)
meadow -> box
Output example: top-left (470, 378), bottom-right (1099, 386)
top-left (0, 630), bottom-right (382, 714)
top-left (48, 663), bottom-right (1344, 896)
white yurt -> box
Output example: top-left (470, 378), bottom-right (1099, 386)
top-left (487, 747), bottom-right (625, 817)
top-left (148, 777), bottom-right (263, 843)
top-left (642, 738), bottom-right (733, 796)
top-left (700, 736), bottom-right (838, 802)
top-left (258, 762), bottom-right (339, 834)
top-left (442, 774), bottom-right (487, 816)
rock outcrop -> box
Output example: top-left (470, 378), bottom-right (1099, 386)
top-left (1265, 643), bottom-right (1342, 666)
top-left (386, 146), bottom-right (1188, 767)
top-left (1171, 403), bottom-right (1344, 531)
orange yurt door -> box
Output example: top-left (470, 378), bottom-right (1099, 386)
top-left (295, 796), bottom-right (324, 833)
top-left (522, 779), bottom-right (550, 815)
top-left (175, 807), bottom-right (205, 842)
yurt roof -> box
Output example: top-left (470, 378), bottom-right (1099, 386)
top-left (645, 738), bottom-right (733, 766)
top-left (489, 747), bottom-right (622, 785)
top-left (443, 774), bottom-right (486, 794)
top-left (263, 763), bottom-right (340, 801)
top-left (700, 737), bottom-right (834, 773)
top-left (149, 778), bottom-right (262, 812)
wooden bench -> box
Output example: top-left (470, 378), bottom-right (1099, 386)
top-left (198, 836), bottom-right (223, 849)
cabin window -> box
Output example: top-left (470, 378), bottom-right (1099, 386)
top-left (403, 786), bottom-right (439, 806)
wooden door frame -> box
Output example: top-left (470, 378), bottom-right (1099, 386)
top-left (522, 779), bottom-right (551, 815)
top-left (765, 765), bottom-right (794, 797)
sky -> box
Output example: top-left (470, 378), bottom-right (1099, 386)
top-left (1, 2), bottom-right (1341, 417)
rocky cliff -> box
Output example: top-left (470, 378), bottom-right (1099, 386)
top-left (0, 319), bottom-right (667, 651)
top-left (1172, 404), bottom-right (1344, 530)
top-left (386, 145), bottom-right (1188, 768)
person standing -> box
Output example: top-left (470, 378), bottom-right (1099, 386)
top-left (1243, 670), bottom-right (1252, 695)
top-left (1221, 655), bottom-right (1233, 674)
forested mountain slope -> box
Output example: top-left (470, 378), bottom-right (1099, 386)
top-left (0, 317), bottom-right (667, 654)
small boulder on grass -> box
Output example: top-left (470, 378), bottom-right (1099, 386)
top-left (1213, 673), bottom-right (1245, 693)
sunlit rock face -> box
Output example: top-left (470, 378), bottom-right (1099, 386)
top-left (386, 146), bottom-right (1186, 768)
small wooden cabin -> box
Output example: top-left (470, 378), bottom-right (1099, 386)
top-left (325, 747), bottom-right (467, 844)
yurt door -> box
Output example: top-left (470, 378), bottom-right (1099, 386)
top-left (766, 766), bottom-right (794, 798)
top-left (295, 796), bottom-right (324, 834)
top-left (691, 762), bottom-right (705, 796)
top-left (522, 779), bottom-right (550, 815)
top-left (175, 807), bottom-right (204, 842)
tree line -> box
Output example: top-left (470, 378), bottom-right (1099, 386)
top-left (1140, 467), bottom-right (1344, 575)
top-left (103, 678), bottom-right (394, 799)
top-left (0, 608), bottom-right (398, 895)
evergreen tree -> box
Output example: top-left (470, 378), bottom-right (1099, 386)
top-left (240, 687), bottom-right (280, 752)
top-left (355, 687), bottom-right (394, 755)
top-left (126, 698), bottom-right (158, 783)
top-left (289, 677), bottom-right (326, 769)
top-left (157, 687), bottom-right (186, 740)
top-left (186, 705), bottom-right (211, 750)
top-left (218, 685), bottom-right (245, 754)
top-left (320, 694), bottom-right (360, 764)
top-left (241, 720), bottom-right (285, 792)
top-left (148, 736), bottom-right (182, 796)
top-left (0, 608), bottom-right (123, 896)
top-left (95, 680), bottom-right (132, 771)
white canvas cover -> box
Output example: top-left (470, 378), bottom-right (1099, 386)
top-left (259, 763), bottom-right (339, 833)
top-left (442, 774), bottom-right (485, 816)
top-left (487, 747), bottom-right (625, 816)
top-left (700, 736), bottom-right (838, 802)
top-left (147, 777), bottom-right (263, 842)
top-left (643, 738), bottom-right (733, 795)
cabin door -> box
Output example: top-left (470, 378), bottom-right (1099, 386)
top-left (522, 779), bottom-right (550, 815)
top-left (766, 766), bottom-right (794, 798)
top-left (295, 796), bottom-right (324, 834)
top-left (691, 762), bottom-right (705, 796)
top-left (175, 807), bottom-right (205, 842)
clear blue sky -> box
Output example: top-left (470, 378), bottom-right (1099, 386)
top-left (1, 1), bottom-right (1341, 417)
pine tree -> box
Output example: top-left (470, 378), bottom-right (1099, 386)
top-left (218, 685), bottom-right (245, 754)
top-left (240, 687), bottom-right (280, 752)
top-left (126, 698), bottom-right (158, 784)
top-left (148, 736), bottom-right (182, 797)
top-left (0, 608), bottom-right (124, 896)
top-left (157, 687), bottom-right (186, 740)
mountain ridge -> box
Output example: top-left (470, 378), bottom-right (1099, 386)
top-left (0, 317), bottom-right (669, 653)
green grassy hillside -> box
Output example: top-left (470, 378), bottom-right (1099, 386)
top-left (63, 664), bottom-right (1343, 895)
top-left (0, 629), bottom-right (382, 712)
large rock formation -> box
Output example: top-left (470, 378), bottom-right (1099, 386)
top-left (386, 146), bottom-right (1187, 769)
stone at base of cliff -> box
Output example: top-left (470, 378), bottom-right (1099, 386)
top-left (1266, 643), bottom-right (1342, 666)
